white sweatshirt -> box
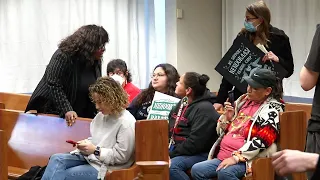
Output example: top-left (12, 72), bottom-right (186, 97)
top-left (71, 109), bottom-right (136, 179)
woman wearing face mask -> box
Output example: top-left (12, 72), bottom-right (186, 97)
top-left (214, 1), bottom-right (294, 111)
top-left (127, 63), bottom-right (180, 120)
top-left (25, 25), bottom-right (109, 125)
top-left (107, 59), bottom-right (140, 103)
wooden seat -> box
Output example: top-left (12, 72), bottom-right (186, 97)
top-left (0, 102), bottom-right (5, 109)
top-left (107, 120), bottom-right (169, 180)
top-left (0, 130), bottom-right (8, 180)
top-left (136, 161), bottom-right (169, 180)
top-left (0, 109), bottom-right (170, 179)
top-left (285, 102), bottom-right (312, 121)
top-left (0, 109), bottom-right (91, 179)
top-left (0, 92), bottom-right (31, 111)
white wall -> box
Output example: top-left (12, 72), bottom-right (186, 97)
top-left (166, 0), bottom-right (223, 92)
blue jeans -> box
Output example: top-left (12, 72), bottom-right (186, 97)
top-left (41, 153), bottom-right (98, 180)
top-left (170, 153), bottom-right (208, 180)
top-left (191, 158), bottom-right (246, 180)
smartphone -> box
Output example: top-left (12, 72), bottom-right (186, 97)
top-left (228, 86), bottom-right (235, 107)
top-left (66, 140), bottom-right (78, 147)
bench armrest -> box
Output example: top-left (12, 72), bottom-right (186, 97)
top-left (251, 158), bottom-right (274, 180)
top-left (105, 164), bottom-right (139, 180)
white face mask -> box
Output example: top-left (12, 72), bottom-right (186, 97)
top-left (111, 74), bottom-right (125, 86)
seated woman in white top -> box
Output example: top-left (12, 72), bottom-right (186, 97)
top-left (41, 76), bottom-right (136, 180)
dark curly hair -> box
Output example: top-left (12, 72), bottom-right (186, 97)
top-left (107, 59), bottom-right (132, 83)
top-left (58, 24), bottom-right (109, 64)
top-left (134, 63), bottom-right (180, 106)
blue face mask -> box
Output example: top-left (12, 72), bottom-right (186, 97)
top-left (244, 21), bottom-right (257, 32)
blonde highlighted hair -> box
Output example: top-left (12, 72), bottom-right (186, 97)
top-left (89, 76), bottom-right (128, 115)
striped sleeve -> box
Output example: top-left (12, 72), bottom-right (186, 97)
top-left (46, 50), bottom-right (73, 117)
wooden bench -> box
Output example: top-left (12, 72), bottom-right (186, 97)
top-left (0, 109), bottom-right (170, 180)
top-left (0, 130), bottom-right (8, 180)
top-left (0, 92), bottom-right (31, 111)
top-left (134, 111), bottom-right (308, 180)
top-left (285, 102), bottom-right (312, 121)
top-left (0, 109), bottom-right (91, 179)
top-left (107, 120), bottom-right (169, 180)
top-left (195, 110), bottom-right (308, 180)
top-left (0, 102), bottom-right (5, 109)
top-left (242, 110), bottom-right (307, 180)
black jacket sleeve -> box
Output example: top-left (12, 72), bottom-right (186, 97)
top-left (216, 78), bottom-right (243, 104)
top-left (277, 36), bottom-right (294, 78)
top-left (169, 107), bottom-right (219, 158)
top-left (216, 77), bottom-right (233, 104)
top-left (46, 51), bottom-right (73, 117)
top-left (268, 27), bottom-right (294, 78)
top-left (127, 96), bottom-right (139, 119)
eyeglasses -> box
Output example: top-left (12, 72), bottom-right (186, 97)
top-left (245, 17), bottom-right (258, 22)
top-left (151, 73), bottom-right (166, 78)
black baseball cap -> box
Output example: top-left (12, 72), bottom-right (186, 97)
top-left (244, 68), bottom-right (276, 88)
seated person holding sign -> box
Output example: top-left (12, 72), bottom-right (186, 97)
top-left (214, 1), bottom-right (293, 111)
top-left (168, 72), bottom-right (220, 180)
top-left (41, 77), bottom-right (136, 180)
top-left (191, 68), bottom-right (284, 180)
top-left (127, 63), bottom-right (179, 120)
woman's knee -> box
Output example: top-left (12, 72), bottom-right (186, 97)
top-left (217, 169), bottom-right (234, 179)
top-left (190, 162), bottom-right (206, 178)
top-left (49, 153), bottom-right (69, 163)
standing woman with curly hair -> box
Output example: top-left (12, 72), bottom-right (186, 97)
top-left (127, 63), bottom-right (180, 120)
top-left (41, 77), bottom-right (136, 180)
top-left (25, 25), bottom-right (109, 124)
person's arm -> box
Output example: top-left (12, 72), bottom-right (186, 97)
top-left (271, 150), bottom-right (319, 177)
top-left (98, 124), bottom-right (135, 165)
top-left (277, 36), bottom-right (294, 78)
top-left (233, 108), bottom-right (279, 162)
top-left (46, 50), bottom-right (73, 117)
top-left (169, 108), bottom-right (219, 158)
top-left (300, 66), bottom-right (319, 91)
top-left (300, 26), bottom-right (320, 91)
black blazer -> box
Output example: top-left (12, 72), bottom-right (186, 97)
top-left (216, 25), bottom-right (294, 104)
top-left (25, 49), bottom-right (101, 117)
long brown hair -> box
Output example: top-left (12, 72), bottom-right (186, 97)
top-left (240, 1), bottom-right (271, 46)
top-left (134, 63), bottom-right (180, 106)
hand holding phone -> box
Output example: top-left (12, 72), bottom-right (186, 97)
top-left (228, 86), bottom-right (235, 107)
top-left (66, 140), bottom-right (78, 147)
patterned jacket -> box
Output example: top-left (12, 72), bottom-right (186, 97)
top-left (208, 94), bottom-right (284, 174)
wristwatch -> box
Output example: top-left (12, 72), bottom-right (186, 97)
top-left (94, 146), bottom-right (101, 157)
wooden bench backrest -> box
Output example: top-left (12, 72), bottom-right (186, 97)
top-left (279, 110), bottom-right (307, 151)
top-left (0, 102), bottom-right (4, 109)
top-left (135, 120), bottom-right (169, 162)
top-left (0, 92), bottom-right (31, 111)
top-left (0, 109), bottom-right (91, 169)
top-left (285, 103), bottom-right (311, 121)
top-left (279, 111), bottom-right (308, 180)
top-left (0, 130), bottom-right (8, 180)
